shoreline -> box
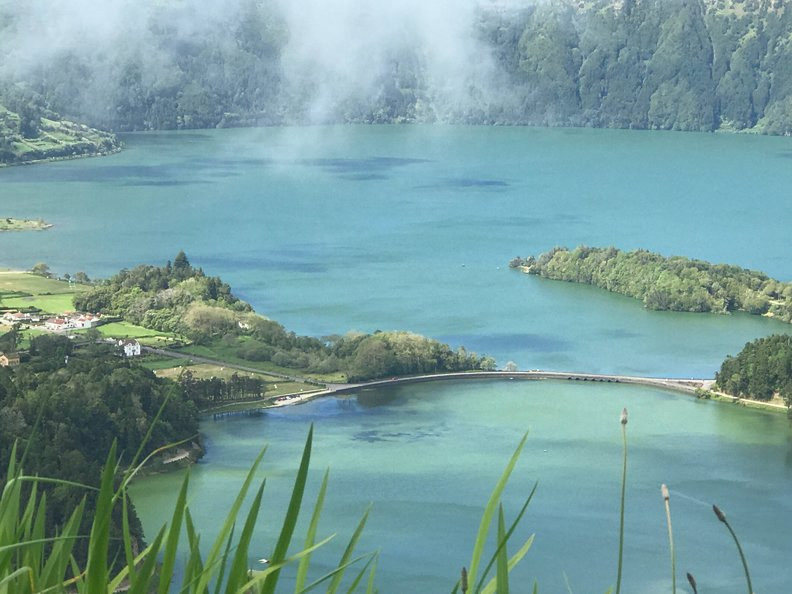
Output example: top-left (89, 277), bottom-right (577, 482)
top-left (199, 370), bottom-right (789, 417)
top-left (0, 145), bottom-right (122, 169)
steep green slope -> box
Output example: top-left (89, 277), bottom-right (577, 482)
top-left (0, 103), bottom-right (120, 166)
top-left (2, 0), bottom-right (792, 134)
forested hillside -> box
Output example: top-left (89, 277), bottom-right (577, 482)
top-left (0, 96), bottom-right (119, 165)
top-left (1, 0), bottom-right (792, 134)
top-left (0, 337), bottom-right (199, 564)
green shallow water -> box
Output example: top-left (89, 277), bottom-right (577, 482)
top-left (130, 380), bottom-right (792, 592)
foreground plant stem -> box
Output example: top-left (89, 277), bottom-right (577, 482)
top-left (615, 408), bottom-right (628, 594)
top-left (713, 504), bottom-right (754, 594)
top-left (662, 484), bottom-right (675, 594)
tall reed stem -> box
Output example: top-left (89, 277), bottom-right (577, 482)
top-left (661, 484), bottom-right (675, 594)
top-left (615, 408), bottom-right (628, 594)
top-left (713, 505), bottom-right (754, 594)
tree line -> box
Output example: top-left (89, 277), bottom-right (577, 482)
top-left (715, 334), bottom-right (792, 410)
top-left (511, 246), bottom-right (792, 321)
top-left (3, 1), bottom-right (792, 135)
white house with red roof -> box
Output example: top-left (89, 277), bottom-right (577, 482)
top-left (44, 317), bottom-right (73, 331)
top-left (72, 313), bottom-right (101, 329)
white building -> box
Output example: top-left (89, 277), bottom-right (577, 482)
top-left (72, 313), bottom-right (101, 329)
top-left (45, 317), bottom-right (72, 332)
top-left (2, 311), bottom-right (31, 325)
top-left (118, 339), bottom-right (142, 357)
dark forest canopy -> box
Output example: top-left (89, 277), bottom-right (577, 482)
top-left (511, 246), bottom-right (792, 320)
top-left (0, 340), bottom-right (199, 564)
top-left (1, 0), bottom-right (792, 135)
top-left (716, 334), bottom-right (792, 406)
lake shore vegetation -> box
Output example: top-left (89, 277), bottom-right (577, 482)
top-left (74, 252), bottom-right (497, 383)
top-left (715, 334), bottom-right (792, 411)
top-left (511, 246), bottom-right (792, 321)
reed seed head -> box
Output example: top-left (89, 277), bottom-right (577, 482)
top-left (461, 567), bottom-right (468, 593)
top-left (686, 572), bottom-right (698, 593)
top-left (713, 504), bottom-right (727, 523)
top-left (620, 407), bottom-right (628, 425)
top-left (661, 484), bottom-right (669, 501)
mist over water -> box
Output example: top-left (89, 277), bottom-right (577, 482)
top-left (0, 0), bottom-right (535, 124)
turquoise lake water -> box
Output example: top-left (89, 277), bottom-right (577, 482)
top-left (2, 125), bottom-right (792, 591)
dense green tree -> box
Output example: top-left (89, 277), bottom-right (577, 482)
top-left (716, 334), bottom-right (792, 410)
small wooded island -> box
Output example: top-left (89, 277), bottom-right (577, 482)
top-left (510, 246), bottom-right (792, 321)
top-left (0, 217), bottom-right (53, 231)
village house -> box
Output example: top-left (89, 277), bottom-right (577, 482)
top-left (44, 317), bottom-right (73, 331)
top-left (72, 313), bottom-right (101, 329)
top-left (0, 351), bottom-right (20, 367)
top-left (2, 311), bottom-right (31, 325)
top-left (118, 339), bottom-right (142, 357)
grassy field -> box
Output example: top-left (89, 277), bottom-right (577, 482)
top-left (0, 271), bottom-right (86, 297)
top-left (179, 342), bottom-right (347, 383)
top-left (2, 293), bottom-right (77, 313)
top-left (95, 321), bottom-right (183, 346)
top-left (139, 356), bottom-right (194, 372)
top-left (154, 362), bottom-right (321, 402)
top-left (0, 271), bottom-right (87, 315)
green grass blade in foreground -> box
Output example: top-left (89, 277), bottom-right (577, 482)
top-left (496, 505), bottom-right (509, 594)
top-left (473, 481), bottom-right (537, 593)
top-left (297, 552), bottom-right (373, 594)
top-left (236, 535), bottom-right (336, 593)
top-left (223, 480), bottom-right (266, 594)
top-left (260, 424), bottom-right (314, 594)
top-left (157, 473), bottom-right (190, 594)
top-left (193, 445), bottom-right (268, 594)
top-left (480, 535), bottom-right (535, 594)
top-left (213, 523), bottom-right (236, 594)
top-left (344, 552), bottom-right (378, 594)
top-left (365, 553), bottom-right (378, 594)
top-left (84, 441), bottom-right (118, 594)
top-left (295, 468), bottom-right (330, 593)
top-left (126, 528), bottom-right (167, 594)
top-left (121, 493), bottom-right (137, 585)
top-left (326, 504), bottom-right (372, 594)
top-left (466, 431), bottom-right (528, 591)
top-left (178, 509), bottom-right (203, 593)
top-left (0, 566), bottom-right (32, 591)
top-left (39, 497), bottom-right (86, 588)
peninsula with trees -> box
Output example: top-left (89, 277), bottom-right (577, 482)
top-left (510, 246), bottom-right (792, 321)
